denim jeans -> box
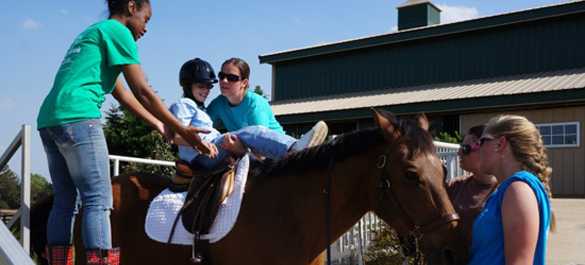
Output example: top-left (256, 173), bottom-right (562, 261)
top-left (39, 119), bottom-right (112, 249)
top-left (191, 125), bottom-right (296, 169)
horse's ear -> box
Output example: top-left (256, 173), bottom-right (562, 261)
top-left (415, 113), bottom-right (429, 131)
top-left (372, 108), bottom-right (401, 140)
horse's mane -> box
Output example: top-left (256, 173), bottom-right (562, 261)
top-left (249, 120), bottom-right (436, 183)
top-left (250, 127), bottom-right (383, 180)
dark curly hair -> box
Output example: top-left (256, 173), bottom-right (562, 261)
top-left (106, 0), bottom-right (150, 17)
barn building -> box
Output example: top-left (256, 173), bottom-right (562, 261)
top-left (259, 0), bottom-right (585, 197)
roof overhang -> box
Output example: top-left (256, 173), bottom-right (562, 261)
top-left (272, 68), bottom-right (585, 123)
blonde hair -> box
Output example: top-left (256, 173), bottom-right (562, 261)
top-left (485, 115), bottom-right (556, 231)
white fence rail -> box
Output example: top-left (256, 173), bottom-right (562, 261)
top-left (109, 155), bottom-right (174, 176)
top-left (0, 125), bottom-right (35, 265)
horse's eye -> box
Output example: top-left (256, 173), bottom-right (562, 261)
top-left (405, 170), bottom-right (420, 182)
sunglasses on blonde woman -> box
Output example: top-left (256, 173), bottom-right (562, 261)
top-left (479, 136), bottom-right (495, 146)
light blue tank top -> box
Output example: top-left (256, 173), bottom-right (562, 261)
top-left (469, 170), bottom-right (551, 265)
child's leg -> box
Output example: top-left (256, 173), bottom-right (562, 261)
top-left (190, 137), bottom-right (230, 170)
top-left (230, 126), bottom-right (296, 160)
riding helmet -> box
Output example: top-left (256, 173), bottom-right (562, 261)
top-left (179, 58), bottom-right (218, 88)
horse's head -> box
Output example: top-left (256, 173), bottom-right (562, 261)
top-left (370, 109), bottom-right (467, 265)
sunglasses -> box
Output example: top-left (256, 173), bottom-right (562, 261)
top-left (479, 136), bottom-right (495, 146)
top-left (218, 72), bottom-right (242, 82)
top-left (459, 143), bottom-right (480, 155)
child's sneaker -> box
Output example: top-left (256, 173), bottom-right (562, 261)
top-left (290, 121), bottom-right (328, 152)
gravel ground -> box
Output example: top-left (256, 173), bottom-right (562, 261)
top-left (547, 198), bottom-right (585, 265)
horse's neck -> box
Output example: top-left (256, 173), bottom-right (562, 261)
top-left (324, 152), bottom-right (379, 240)
top-left (239, 150), bottom-right (379, 258)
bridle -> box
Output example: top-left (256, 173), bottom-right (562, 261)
top-left (375, 152), bottom-right (460, 264)
top-left (322, 151), bottom-right (459, 265)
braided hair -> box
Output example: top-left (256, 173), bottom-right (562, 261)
top-left (485, 115), bottom-right (556, 231)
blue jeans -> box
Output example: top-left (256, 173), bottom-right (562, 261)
top-left (39, 119), bottom-right (112, 249)
top-left (192, 125), bottom-right (296, 169)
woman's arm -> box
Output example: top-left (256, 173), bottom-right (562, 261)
top-left (112, 79), bottom-right (164, 135)
top-left (120, 64), bottom-right (216, 156)
top-left (502, 181), bottom-right (540, 265)
top-left (171, 134), bottom-right (218, 159)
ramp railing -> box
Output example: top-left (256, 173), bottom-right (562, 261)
top-left (0, 125), bottom-right (35, 265)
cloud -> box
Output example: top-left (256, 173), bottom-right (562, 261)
top-left (22, 18), bottom-right (42, 30)
top-left (437, 5), bottom-right (480, 24)
top-left (0, 97), bottom-right (16, 111)
top-left (59, 9), bottom-right (69, 15)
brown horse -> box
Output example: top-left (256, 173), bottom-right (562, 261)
top-left (31, 110), bottom-right (467, 265)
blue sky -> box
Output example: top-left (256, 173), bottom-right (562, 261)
top-left (0, 0), bottom-right (568, 180)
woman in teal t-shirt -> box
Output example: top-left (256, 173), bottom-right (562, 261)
top-left (206, 57), bottom-right (328, 157)
top-left (207, 57), bottom-right (285, 134)
top-left (37, 1), bottom-right (215, 264)
top-left (469, 115), bottom-right (555, 265)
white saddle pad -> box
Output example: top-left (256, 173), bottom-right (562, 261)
top-left (145, 155), bottom-right (249, 245)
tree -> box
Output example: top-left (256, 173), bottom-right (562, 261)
top-left (0, 167), bottom-right (52, 209)
top-left (0, 166), bottom-right (19, 209)
top-left (435, 131), bottom-right (462, 144)
top-left (253, 85), bottom-right (269, 101)
top-left (31, 173), bottom-right (52, 204)
top-left (103, 105), bottom-right (176, 177)
top-left (364, 224), bottom-right (422, 265)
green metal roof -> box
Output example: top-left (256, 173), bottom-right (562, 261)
top-left (272, 68), bottom-right (585, 124)
top-left (259, 0), bottom-right (585, 64)
top-left (276, 89), bottom-right (585, 124)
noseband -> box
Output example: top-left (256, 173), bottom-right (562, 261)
top-left (376, 153), bottom-right (460, 262)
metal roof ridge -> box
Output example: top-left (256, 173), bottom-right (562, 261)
top-left (259, 0), bottom-right (585, 61)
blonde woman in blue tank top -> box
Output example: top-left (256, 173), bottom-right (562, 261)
top-left (469, 115), bottom-right (555, 265)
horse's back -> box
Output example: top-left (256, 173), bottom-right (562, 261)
top-left (111, 172), bottom-right (171, 210)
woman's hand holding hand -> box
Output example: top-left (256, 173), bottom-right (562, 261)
top-left (221, 133), bottom-right (247, 156)
top-left (179, 126), bottom-right (218, 158)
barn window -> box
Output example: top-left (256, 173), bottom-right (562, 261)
top-left (536, 122), bottom-right (580, 148)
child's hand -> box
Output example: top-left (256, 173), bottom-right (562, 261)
top-left (197, 141), bottom-right (218, 159)
top-left (221, 133), bottom-right (247, 156)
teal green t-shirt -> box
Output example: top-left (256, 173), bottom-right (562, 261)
top-left (207, 91), bottom-right (285, 135)
top-left (37, 19), bottom-right (140, 128)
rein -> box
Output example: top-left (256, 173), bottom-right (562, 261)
top-left (376, 153), bottom-right (460, 264)
top-left (323, 155), bottom-right (335, 265)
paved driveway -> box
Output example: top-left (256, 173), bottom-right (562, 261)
top-left (547, 198), bottom-right (585, 265)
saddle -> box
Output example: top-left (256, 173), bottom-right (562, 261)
top-left (168, 159), bottom-right (237, 265)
